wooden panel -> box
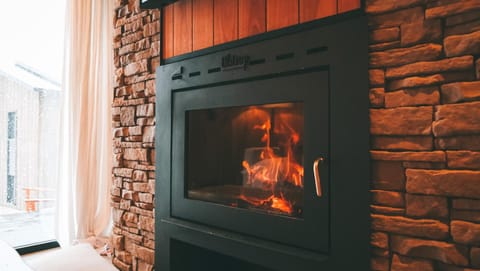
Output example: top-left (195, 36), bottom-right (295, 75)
top-left (162, 4), bottom-right (174, 59)
top-left (193, 0), bottom-right (213, 50)
top-left (239, 0), bottom-right (266, 39)
top-left (300, 0), bottom-right (337, 23)
top-left (266, 0), bottom-right (299, 31)
top-left (338, 0), bottom-right (361, 13)
top-left (213, 0), bottom-right (239, 45)
top-left (173, 0), bottom-right (193, 56)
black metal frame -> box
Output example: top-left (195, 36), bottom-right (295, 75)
top-left (156, 14), bottom-right (369, 271)
top-left (16, 240), bottom-right (60, 255)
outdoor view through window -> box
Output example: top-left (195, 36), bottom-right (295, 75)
top-left (0, 0), bottom-right (65, 248)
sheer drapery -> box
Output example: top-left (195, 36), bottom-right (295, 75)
top-left (56, 0), bottom-right (114, 246)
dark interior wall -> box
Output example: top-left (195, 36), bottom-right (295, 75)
top-left (111, 0), bottom-right (480, 270)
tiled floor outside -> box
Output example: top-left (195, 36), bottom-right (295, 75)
top-left (0, 206), bottom-right (55, 247)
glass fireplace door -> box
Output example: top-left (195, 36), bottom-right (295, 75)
top-left (171, 70), bottom-right (330, 253)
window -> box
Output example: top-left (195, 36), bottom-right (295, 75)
top-left (7, 112), bottom-right (17, 205)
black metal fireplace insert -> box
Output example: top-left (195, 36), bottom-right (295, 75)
top-left (155, 14), bottom-right (369, 271)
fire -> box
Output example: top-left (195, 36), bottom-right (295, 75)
top-left (240, 109), bottom-right (303, 215)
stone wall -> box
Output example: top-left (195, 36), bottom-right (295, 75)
top-left (111, 0), bottom-right (159, 270)
top-left (368, 0), bottom-right (480, 270)
top-left (111, 0), bottom-right (480, 270)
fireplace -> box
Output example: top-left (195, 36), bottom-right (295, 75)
top-left (156, 14), bottom-right (369, 271)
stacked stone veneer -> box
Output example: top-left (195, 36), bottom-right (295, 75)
top-left (111, 0), bottom-right (159, 270)
top-left (368, 0), bottom-right (480, 270)
top-left (111, 0), bottom-right (480, 270)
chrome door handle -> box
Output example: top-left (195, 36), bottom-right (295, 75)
top-left (313, 157), bottom-right (325, 197)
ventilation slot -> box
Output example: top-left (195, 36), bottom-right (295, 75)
top-left (276, 53), bottom-right (294, 61)
top-left (208, 67), bottom-right (221, 74)
top-left (189, 71), bottom-right (201, 77)
top-left (172, 74), bottom-right (182, 80)
top-left (249, 58), bottom-right (266, 66)
top-left (306, 46), bottom-right (328, 55)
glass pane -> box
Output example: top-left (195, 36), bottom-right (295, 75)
top-left (187, 103), bottom-right (304, 217)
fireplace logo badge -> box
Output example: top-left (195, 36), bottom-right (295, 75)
top-left (221, 54), bottom-right (250, 71)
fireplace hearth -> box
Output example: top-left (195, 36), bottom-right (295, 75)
top-left (156, 14), bottom-right (369, 271)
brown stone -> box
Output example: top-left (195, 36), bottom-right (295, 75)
top-left (371, 136), bottom-right (433, 151)
top-left (446, 10), bottom-right (480, 26)
top-left (451, 220), bottom-right (480, 245)
top-left (370, 151), bottom-right (445, 162)
top-left (134, 245), bottom-right (155, 264)
top-left (113, 258), bottom-right (131, 271)
top-left (370, 107), bottom-right (433, 135)
top-left (371, 256), bottom-right (389, 271)
top-left (138, 215), bottom-right (154, 232)
top-left (114, 168), bottom-right (133, 178)
top-left (387, 72), bottom-right (473, 91)
top-left (366, 0), bottom-right (425, 14)
top-left (369, 6), bottom-right (423, 28)
top-left (370, 69), bottom-right (385, 86)
top-left (371, 205), bottom-right (405, 215)
top-left (441, 81), bottom-right (480, 104)
top-left (401, 19), bottom-right (441, 46)
top-left (371, 161), bottom-right (405, 191)
top-left (433, 102), bottom-right (480, 137)
top-left (133, 170), bottom-right (147, 182)
top-left (138, 193), bottom-right (153, 204)
top-left (444, 30), bottom-right (480, 57)
top-left (445, 19), bottom-right (480, 36)
top-left (472, 247), bottom-right (480, 268)
top-left (391, 254), bottom-right (434, 271)
top-left (386, 56), bottom-right (473, 79)
top-left (447, 151), bottom-right (480, 169)
top-left (371, 214), bottom-right (449, 239)
top-left (137, 261), bottom-right (154, 271)
top-left (426, 0), bottom-right (480, 19)
top-left (385, 87), bottom-right (439, 108)
top-left (124, 60), bottom-right (148, 76)
top-left (372, 190), bottom-right (405, 207)
top-left (370, 27), bottom-right (400, 44)
top-left (452, 210), bottom-right (480, 223)
top-left (370, 44), bottom-right (442, 68)
top-left (436, 136), bottom-right (480, 151)
top-left (120, 106), bottom-right (136, 126)
top-left (369, 41), bottom-right (401, 52)
top-left (124, 148), bottom-right (148, 161)
top-left (142, 126), bottom-right (155, 143)
top-left (372, 248), bottom-right (389, 257)
top-left (391, 235), bottom-right (469, 265)
top-left (406, 169), bottom-right (480, 198)
top-left (112, 234), bottom-right (124, 250)
top-left (406, 194), bottom-right (448, 218)
top-left (371, 232), bottom-right (389, 249)
top-left (370, 88), bottom-right (385, 108)
top-left (453, 199), bottom-right (480, 211)
top-left (136, 103), bottom-right (154, 117)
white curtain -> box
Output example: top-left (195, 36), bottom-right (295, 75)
top-left (56, 0), bottom-right (114, 246)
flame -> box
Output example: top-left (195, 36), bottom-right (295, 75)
top-left (240, 108), bottom-right (303, 215)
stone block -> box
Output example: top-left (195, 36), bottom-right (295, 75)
top-left (370, 44), bottom-right (442, 68)
top-left (370, 27), bottom-right (400, 44)
top-left (391, 235), bottom-right (469, 265)
top-left (441, 81), bottom-right (480, 104)
top-left (369, 41), bottom-right (401, 52)
top-left (370, 151), bottom-right (445, 162)
top-left (387, 72), bottom-right (473, 91)
top-left (406, 194), bottom-right (448, 218)
top-left (433, 102), bottom-right (480, 137)
top-left (406, 169), bottom-right (480, 198)
top-left (444, 30), bottom-right (480, 57)
top-left (369, 88), bottom-right (385, 108)
top-left (138, 215), bottom-right (155, 232)
top-left (371, 205), bottom-right (405, 215)
top-left (371, 161), bottom-right (405, 191)
top-left (426, 0), bottom-right (480, 19)
top-left (401, 19), bottom-right (441, 46)
top-left (453, 199), bottom-right (480, 210)
top-left (366, 0), bottom-right (425, 15)
top-left (133, 245), bottom-right (155, 264)
top-left (120, 106), bottom-right (136, 126)
top-left (370, 69), bottom-right (385, 86)
top-left (451, 220), bottom-right (480, 245)
top-left (386, 56), bottom-right (473, 79)
top-left (142, 126), bottom-right (155, 143)
top-left (372, 190), bottom-right (405, 207)
top-left (371, 256), bottom-right (389, 271)
top-left (138, 193), bottom-right (153, 204)
top-left (124, 60), bottom-right (148, 76)
top-left (391, 254), bottom-right (434, 271)
top-left (472, 247), bottom-right (480, 268)
top-left (370, 107), bottom-right (432, 135)
top-left (451, 209), bottom-right (480, 223)
top-left (114, 168), bottom-right (134, 178)
top-left (371, 136), bottom-right (433, 151)
top-left (385, 87), bottom-right (439, 108)
top-left (371, 232), bottom-right (389, 249)
top-left (447, 151), bottom-right (480, 169)
top-left (136, 103), bottom-right (154, 117)
top-left (133, 170), bottom-right (147, 182)
top-left (436, 135), bottom-right (480, 151)
top-left (371, 214), bottom-right (449, 240)
top-left (445, 19), bottom-right (480, 36)
top-left (124, 148), bottom-right (148, 161)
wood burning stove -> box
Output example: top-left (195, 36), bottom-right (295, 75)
top-left (156, 14), bottom-right (369, 271)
